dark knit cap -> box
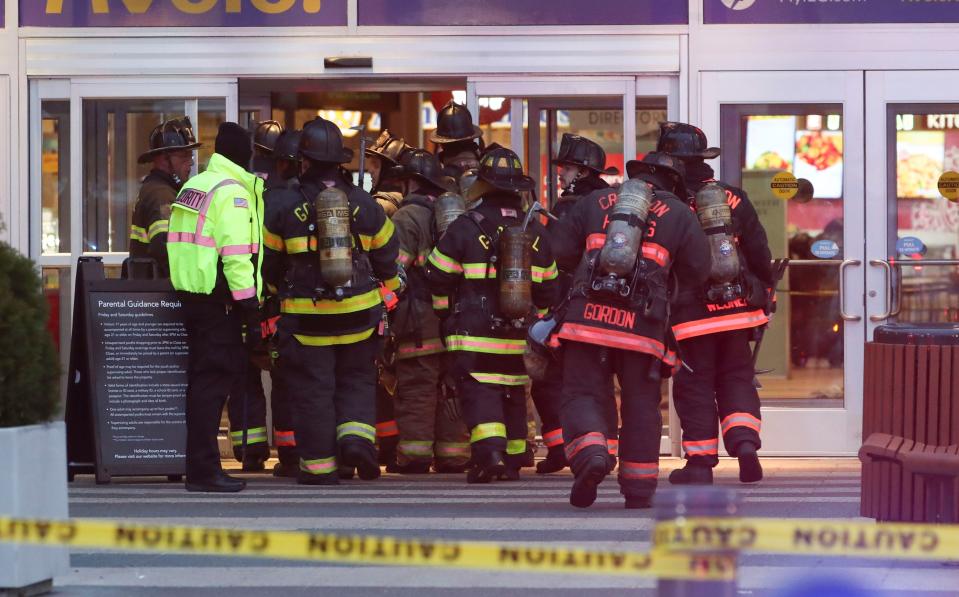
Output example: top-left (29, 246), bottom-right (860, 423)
top-left (215, 122), bottom-right (253, 171)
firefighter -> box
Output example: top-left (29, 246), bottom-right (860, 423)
top-left (430, 100), bottom-right (483, 181)
top-left (546, 152), bottom-right (709, 509)
top-left (426, 148), bottom-right (559, 484)
top-left (534, 133), bottom-right (619, 475)
top-left (658, 122), bottom-right (774, 485)
top-left (252, 120), bottom-right (284, 179)
top-left (168, 122), bottom-right (264, 493)
top-left (129, 117), bottom-right (201, 279)
top-left (386, 149), bottom-right (471, 474)
top-left (262, 116), bottom-right (400, 486)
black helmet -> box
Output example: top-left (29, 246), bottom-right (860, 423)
top-left (429, 100), bottom-right (483, 145)
top-left (366, 130), bottom-right (410, 166)
top-left (626, 152), bottom-right (687, 196)
top-left (657, 122), bottom-right (720, 160)
top-left (392, 149), bottom-right (455, 193)
top-left (137, 117), bottom-right (201, 164)
top-left (551, 133), bottom-right (618, 175)
top-left (466, 147), bottom-right (534, 201)
top-left (254, 120), bottom-right (284, 153)
top-left (273, 130), bottom-right (302, 162)
top-left (299, 117), bottom-right (354, 164)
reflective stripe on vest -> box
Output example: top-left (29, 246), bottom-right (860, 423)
top-left (672, 310), bottom-right (769, 342)
top-left (556, 323), bottom-right (676, 365)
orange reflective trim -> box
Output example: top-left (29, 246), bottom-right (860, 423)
top-left (607, 438), bottom-right (620, 456)
top-left (586, 233), bottom-right (606, 251)
top-left (376, 420), bottom-right (399, 438)
top-left (274, 430), bottom-right (296, 447)
top-left (641, 242), bottom-right (670, 267)
top-left (620, 460), bottom-right (658, 480)
top-left (672, 310), bottom-right (769, 341)
top-left (543, 428), bottom-right (564, 448)
top-left (682, 439), bottom-right (719, 456)
top-left (556, 323), bottom-right (676, 365)
top-left (564, 431), bottom-right (607, 461)
top-left (721, 412), bottom-right (761, 435)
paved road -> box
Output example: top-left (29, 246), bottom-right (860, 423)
top-left (55, 459), bottom-right (959, 596)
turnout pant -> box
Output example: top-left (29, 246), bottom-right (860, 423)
top-left (559, 341), bottom-right (662, 500)
top-left (532, 357), bottom-right (620, 456)
top-left (395, 353), bottom-right (470, 467)
top-left (375, 375), bottom-right (399, 464)
top-left (457, 373), bottom-right (529, 471)
top-left (227, 367), bottom-right (269, 462)
top-left (673, 328), bottom-right (763, 467)
top-left (270, 370), bottom-right (298, 466)
top-left (182, 300), bottom-right (246, 481)
top-left (278, 332), bottom-right (380, 480)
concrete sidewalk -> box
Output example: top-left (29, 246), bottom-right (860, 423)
top-left (57, 458), bottom-right (959, 596)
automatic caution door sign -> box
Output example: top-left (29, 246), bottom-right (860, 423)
top-left (771, 171), bottom-right (799, 200)
top-left (937, 171), bottom-right (959, 201)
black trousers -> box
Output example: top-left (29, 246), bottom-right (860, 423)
top-left (531, 356), bottom-right (619, 455)
top-left (375, 376), bottom-right (399, 463)
top-left (183, 300), bottom-right (246, 481)
top-left (278, 332), bottom-right (379, 478)
top-left (559, 341), bottom-right (662, 499)
top-left (226, 367), bottom-right (269, 462)
top-left (673, 328), bottom-right (763, 467)
top-left (456, 372), bottom-right (529, 470)
top-left (270, 370), bottom-right (298, 465)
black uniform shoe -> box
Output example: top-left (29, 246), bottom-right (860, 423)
top-left (668, 463), bottom-right (713, 485)
top-left (395, 461), bottom-right (431, 475)
top-left (737, 442), bottom-right (763, 483)
top-left (385, 461), bottom-right (401, 473)
top-left (298, 473), bottom-right (340, 486)
top-left (185, 472), bottom-right (246, 493)
top-left (341, 443), bottom-right (382, 481)
top-left (338, 466), bottom-right (356, 480)
top-left (242, 457), bottom-right (267, 473)
top-left (569, 454), bottom-right (609, 508)
top-left (536, 447), bottom-right (568, 474)
top-left (466, 452), bottom-right (506, 484)
top-left (624, 496), bottom-right (653, 510)
top-left (499, 467), bottom-right (521, 481)
top-left (520, 446), bottom-right (536, 469)
top-left (272, 462), bottom-right (299, 479)
top-left (433, 463), bottom-right (469, 474)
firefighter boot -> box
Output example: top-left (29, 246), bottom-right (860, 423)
top-left (298, 472), bottom-right (340, 486)
top-left (624, 496), bottom-right (653, 510)
top-left (338, 466), bottom-right (356, 480)
top-left (467, 451), bottom-right (506, 484)
top-left (499, 466), bottom-right (521, 481)
top-left (738, 442), bottom-right (764, 483)
top-left (569, 454), bottom-right (609, 509)
top-left (394, 461), bottom-right (432, 475)
top-left (668, 462), bottom-right (714, 485)
top-left (536, 446), bottom-right (568, 474)
top-left (272, 462), bottom-right (299, 478)
top-left (341, 442), bottom-right (382, 481)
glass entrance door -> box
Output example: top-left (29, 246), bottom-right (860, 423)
top-left (701, 71), bottom-right (866, 455)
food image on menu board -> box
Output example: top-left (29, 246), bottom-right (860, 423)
top-left (794, 130), bottom-right (843, 199)
top-left (897, 131), bottom-right (945, 199)
top-left (745, 116), bottom-right (796, 172)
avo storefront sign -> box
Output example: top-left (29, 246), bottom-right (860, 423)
top-left (19, 0), bottom-right (687, 27)
top-left (705, 0), bottom-right (959, 24)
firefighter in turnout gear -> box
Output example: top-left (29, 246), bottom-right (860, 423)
top-left (430, 100), bottom-right (483, 181)
top-left (129, 117), bottom-right (201, 279)
top-left (367, 130), bottom-right (413, 217)
top-left (534, 133), bottom-right (619, 475)
top-left (252, 120), bottom-right (284, 179)
top-left (388, 149), bottom-right (471, 474)
top-left (262, 116), bottom-right (400, 486)
top-left (658, 122), bottom-right (774, 486)
top-left (547, 153), bottom-right (709, 509)
top-left (426, 148), bottom-right (559, 484)
top-left (168, 122), bottom-right (264, 493)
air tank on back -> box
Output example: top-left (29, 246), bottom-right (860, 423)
top-left (314, 186), bottom-right (353, 289)
top-left (498, 225), bottom-right (533, 320)
top-left (696, 183), bottom-right (740, 283)
top-left (598, 178), bottom-right (653, 276)
top-left (434, 192), bottom-right (467, 237)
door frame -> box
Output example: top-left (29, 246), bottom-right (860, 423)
top-left (700, 70), bottom-right (866, 455)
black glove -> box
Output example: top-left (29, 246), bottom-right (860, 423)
top-left (237, 298), bottom-right (263, 352)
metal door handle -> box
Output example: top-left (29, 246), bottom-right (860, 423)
top-left (839, 259), bottom-right (862, 322)
top-left (869, 259), bottom-right (893, 322)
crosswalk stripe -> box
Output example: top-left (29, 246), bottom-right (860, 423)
top-left (62, 517), bottom-right (658, 531)
top-left (67, 495), bottom-right (860, 505)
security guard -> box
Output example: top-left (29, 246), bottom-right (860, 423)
top-left (547, 152), bottom-right (709, 509)
top-left (658, 122), bottom-right (774, 485)
top-left (263, 117), bottom-right (400, 486)
top-left (388, 149), bottom-right (471, 474)
top-left (430, 101), bottom-right (483, 181)
top-left (426, 148), bottom-right (559, 484)
top-left (168, 122), bottom-right (264, 493)
top-left (129, 117), bottom-right (200, 278)
top-left (534, 133), bottom-right (618, 475)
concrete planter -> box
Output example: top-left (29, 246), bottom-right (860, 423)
top-left (0, 422), bottom-right (70, 595)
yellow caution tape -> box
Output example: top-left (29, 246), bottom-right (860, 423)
top-left (0, 517), bottom-right (732, 581)
top-left (655, 517), bottom-right (959, 562)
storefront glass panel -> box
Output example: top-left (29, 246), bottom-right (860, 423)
top-left (721, 104), bottom-right (845, 407)
top-left (40, 101), bottom-right (71, 255)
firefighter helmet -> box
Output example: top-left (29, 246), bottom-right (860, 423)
top-left (429, 100), bottom-right (483, 145)
top-left (137, 117), bottom-right (201, 164)
top-left (253, 120), bottom-right (284, 153)
top-left (273, 130), bottom-right (302, 163)
top-left (392, 149), bottom-right (456, 193)
top-left (552, 133), bottom-right (618, 175)
top-left (625, 151), bottom-right (688, 197)
top-left (299, 117), bottom-right (354, 164)
top-left (466, 147), bottom-right (535, 201)
top-left (656, 122), bottom-right (721, 160)
top-left (365, 130), bottom-right (410, 166)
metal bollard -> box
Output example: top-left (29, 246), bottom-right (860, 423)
top-left (654, 487), bottom-right (740, 597)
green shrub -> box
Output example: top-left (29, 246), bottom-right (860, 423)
top-left (0, 235), bottom-right (60, 427)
